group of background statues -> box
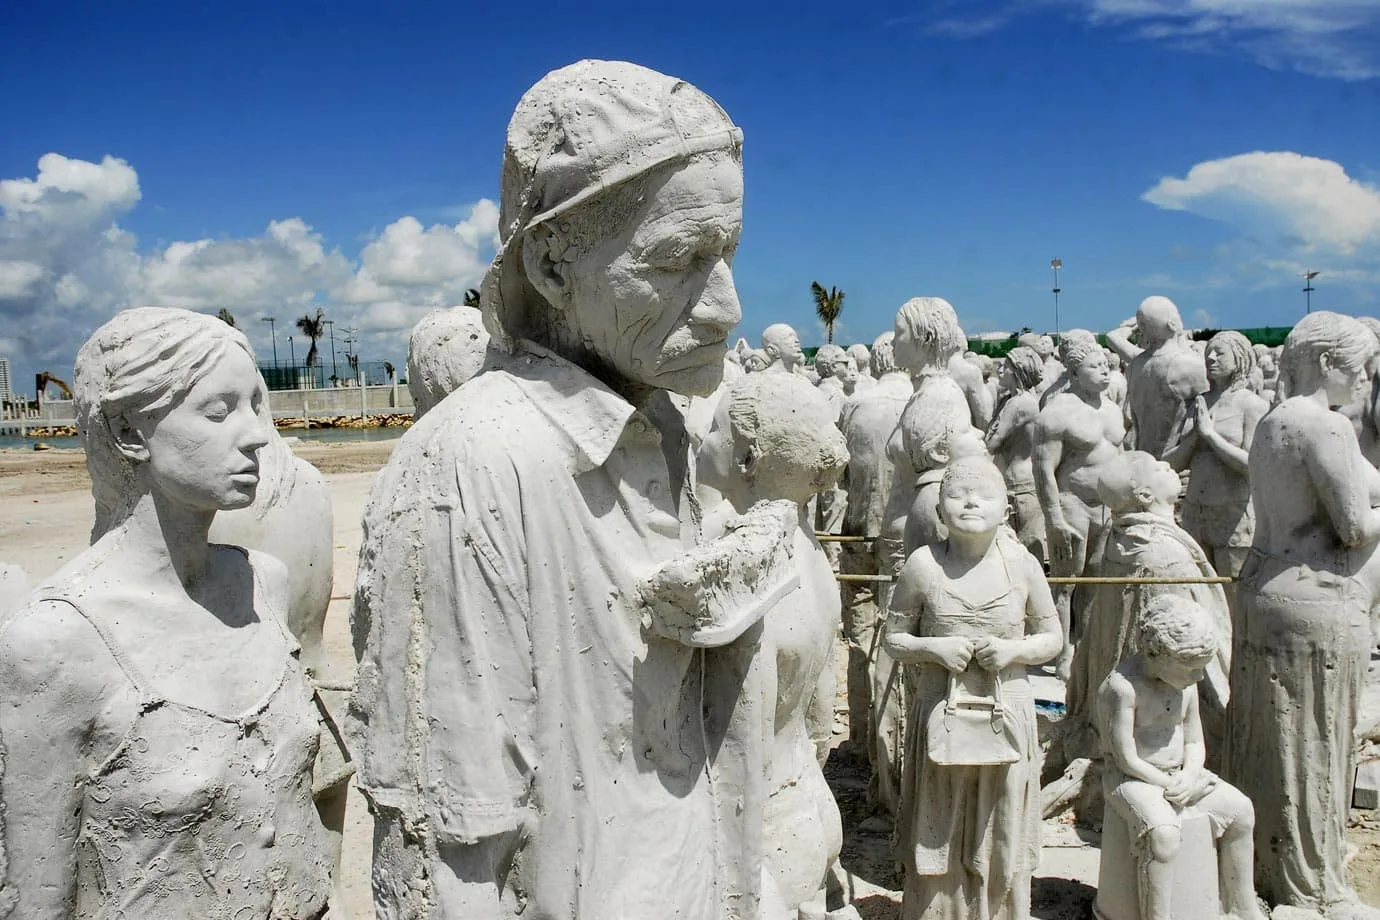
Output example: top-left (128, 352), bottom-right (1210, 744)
top-left (1, 58), bottom-right (1378, 920)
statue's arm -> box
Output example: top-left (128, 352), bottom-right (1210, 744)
top-left (807, 635), bottom-right (836, 767)
top-left (1201, 394), bottom-right (1265, 475)
top-left (1167, 352), bottom-right (1210, 402)
top-left (1181, 684), bottom-right (1207, 775)
top-left (0, 603), bottom-right (110, 919)
top-left (1032, 412), bottom-right (1067, 531)
top-left (1017, 554), bottom-right (1063, 665)
top-left (1304, 413), bottom-right (1380, 547)
top-left (1160, 401), bottom-right (1199, 471)
top-left (1105, 323), bottom-right (1142, 364)
top-left (985, 398), bottom-right (1023, 455)
top-left (1098, 671), bottom-right (1173, 788)
top-left (958, 363), bottom-right (994, 430)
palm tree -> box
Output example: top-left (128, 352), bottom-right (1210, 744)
top-left (295, 308), bottom-right (326, 368)
top-left (811, 281), bottom-right (845, 344)
top-left (383, 360), bottom-right (396, 381)
top-left (463, 288), bottom-right (481, 307)
top-left (216, 307), bottom-right (237, 327)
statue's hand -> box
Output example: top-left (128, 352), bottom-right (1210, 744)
top-left (972, 636), bottom-right (1019, 672)
top-left (1193, 396), bottom-right (1216, 440)
top-left (1049, 520), bottom-right (1080, 564)
top-left (929, 636), bottom-right (974, 673)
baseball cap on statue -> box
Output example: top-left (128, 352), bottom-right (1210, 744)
top-left (480, 59), bottom-right (743, 350)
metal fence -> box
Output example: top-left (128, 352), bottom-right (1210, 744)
top-left (259, 361), bottom-right (395, 391)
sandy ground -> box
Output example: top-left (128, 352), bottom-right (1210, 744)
top-left (2, 438), bottom-right (1376, 919)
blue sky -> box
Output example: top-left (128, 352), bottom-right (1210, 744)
top-left (3, 0), bottom-right (1379, 390)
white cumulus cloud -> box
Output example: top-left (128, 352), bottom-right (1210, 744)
top-left (333, 201), bottom-right (500, 334)
top-left (0, 152), bottom-right (501, 388)
top-left (1143, 151), bottom-right (1380, 254)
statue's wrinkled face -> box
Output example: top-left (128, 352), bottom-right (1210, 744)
top-left (551, 155), bottom-right (743, 397)
top-left (134, 348), bottom-right (270, 513)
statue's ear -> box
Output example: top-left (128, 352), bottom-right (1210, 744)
top-left (110, 411), bottom-right (150, 463)
top-left (1318, 349), bottom-right (1336, 376)
top-left (520, 221), bottom-right (570, 309)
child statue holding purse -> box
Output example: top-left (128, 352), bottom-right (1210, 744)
top-left (884, 455), bottom-right (1063, 920)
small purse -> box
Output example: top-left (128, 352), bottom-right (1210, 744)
top-left (926, 671), bottom-right (1021, 766)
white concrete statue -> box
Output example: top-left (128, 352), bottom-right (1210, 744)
top-left (1345, 316), bottom-right (1380, 468)
top-left (345, 60), bottom-right (768, 920)
top-left (1163, 330), bottom-right (1268, 580)
top-left (208, 415), bottom-right (349, 863)
top-left (745, 347), bottom-right (772, 373)
top-left (1033, 332), bottom-right (1124, 676)
top-left (1037, 328), bottom-right (1101, 408)
top-left (950, 351), bottom-right (994, 431)
top-left (697, 372), bottom-right (860, 920)
top-left (1018, 332), bottom-right (1062, 392)
top-left (837, 332), bottom-right (912, 752)
top-left (1096, 595), bottom-right (1264, 920)
top-left (406, 304), bottom-right (492, 419)
top-left (1065, 452), bottom-right (1232, 769)
top-left (986, 345), bottom-right (1047, 561)
top-left (847, 342), bottom-right (876, 382)
top-left (835, 354), bottom-right (867, 397)
top-left (1105, 347), bottom-right (1128, 407)
top-left (1105, 296), bottom-right (1209, 459)
top-left (881, 297), bottom-right (975, 572)
top-left (762, 323), bottom-right (807, 376)
top-left (884, 456), bottom-right (1061, 920)
top-left (0, 307), bottom-right (334, 919)
top-left (1224, 312), bottom-right (1380, 919)
top-left (0, 564), bottom-right (27, 615)
top-left (871, 298), bottom-right (979, 812)
top-left (897, 409), bottom-right (987, 558)
top-left (813, 343), bottom-right (849, 416)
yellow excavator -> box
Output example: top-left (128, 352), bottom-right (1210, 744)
top-left (35, 371), bottom-right (73, 409)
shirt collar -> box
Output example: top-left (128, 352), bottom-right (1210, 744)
top-left (502, 341), bottom-right (641, 475)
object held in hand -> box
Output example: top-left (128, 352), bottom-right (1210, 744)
top-left (637, 499), bottom-right (800, 647)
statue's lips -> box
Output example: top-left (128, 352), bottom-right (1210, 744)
top-left (658, 341), bottom-right (727, 372)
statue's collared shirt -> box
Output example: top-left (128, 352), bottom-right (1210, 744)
top-left (348, 344), bottom-right (737, 919)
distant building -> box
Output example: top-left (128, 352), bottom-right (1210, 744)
top-left (0, 358), bottom-right (11, 403)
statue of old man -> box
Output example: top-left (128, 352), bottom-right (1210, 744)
top-left (346, 60), bottom-right (760, 919)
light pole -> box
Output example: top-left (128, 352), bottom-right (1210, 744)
top-left (1302, 270), bottom-right (1319, 314)
top-left (288, 335), bottom-right (296, 369)
top-left (325, 319), bottom-right (339, 382)
top-left (261, 316), bottom-right (279, 367)
top-left (1051, 258), bottom-right (1063, 334)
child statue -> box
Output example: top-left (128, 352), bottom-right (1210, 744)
top-left (1066, 452), bottom-right (1233, 764)
top-left (884, 456), bottom-right (1062, 920)
top-left (697, 371), bottom-right (860, 920)
top-left (1097, 594), bottom-right (1264, 920)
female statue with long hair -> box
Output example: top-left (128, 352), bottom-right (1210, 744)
top-left (1165, 330), bottom-right (1268, 581)
top-left (0, 308), bottom-right (334, 919)
top-left (1225, 311), bottom-right (1380, 918)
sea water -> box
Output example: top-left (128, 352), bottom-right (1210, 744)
top-left (0, 426), bottom-right (407, 451)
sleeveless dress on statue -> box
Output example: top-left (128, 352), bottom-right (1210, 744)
top-left (37, 557), bottom-right (333, 920)
top-left (893, 537), bottom-right (1041, 920)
